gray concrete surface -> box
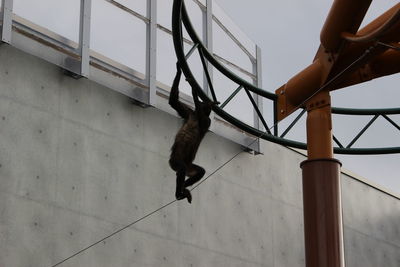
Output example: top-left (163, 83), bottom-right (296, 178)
top-left (0, 45), bottom-right (399, 267)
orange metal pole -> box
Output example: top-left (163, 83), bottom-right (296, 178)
top-left (320, 0), bottom-right (372, 52)
top-left (305, 92), bottom-right (333, 160)
top-left (333, 49), bottom-right (400, 89)
top-left (275, 3), bottom-right (400, 266)
top-left (302, 91), bottom-right (345, 267)
top-left (342, 3), bottom-right (400, 42)
top-left (301, 158), bottom-right (344, 267)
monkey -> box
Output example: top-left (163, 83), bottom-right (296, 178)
top-left (168, 63), bottom-right (218, 203)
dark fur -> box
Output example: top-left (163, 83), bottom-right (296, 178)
top-left (168, 64), bottom-right (215, 203)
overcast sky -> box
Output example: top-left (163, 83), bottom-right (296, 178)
top-left (214, 0), bottom-right (400, 194)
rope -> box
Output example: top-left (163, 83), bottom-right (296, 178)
top-left (50, 199), bottom-right (176, 267)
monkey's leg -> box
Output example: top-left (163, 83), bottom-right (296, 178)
top-left (175, 167), bottom-right (192, 203)
top-left (184, 164), bottom-right (205, 188)
top-left (175, 168), bottom-right (185, 198)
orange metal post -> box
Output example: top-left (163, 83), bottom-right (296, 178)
top-left (306, 92), bottom-right (333, 160)
top-left (302, 90), bottom-right (344, 267)
top-left (301, 159), bottom-right (344, 267)
top-left (274, 3), bottom-right (400, 267)
top-left (334, 49), bottom-right (400, 89)
top-left (320, 0), bottom-right (372, 52)
top-left (341, 3), bottom-right (400, 43)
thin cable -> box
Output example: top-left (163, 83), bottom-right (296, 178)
top-left (50, 199), bottom-right (176, 267)
top-left (191, 147), bottom-right (244, 191)
top-left (377, 41), bottom-right (400, 51)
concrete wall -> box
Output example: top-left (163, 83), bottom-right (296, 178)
top-left (0, 45), bottom-right (399, 267)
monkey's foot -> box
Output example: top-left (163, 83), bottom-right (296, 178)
top-left (176, 189), bottom-right (192, 203)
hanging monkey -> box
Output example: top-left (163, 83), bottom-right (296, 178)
top-left (168, 63), bottom-right (218, 203)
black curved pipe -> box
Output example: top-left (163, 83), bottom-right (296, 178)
top-left (180, 2), bottom-right (276, 100)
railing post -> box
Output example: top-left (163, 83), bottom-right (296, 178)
top-left (253, 45), bottom-right (263, 152)
top-left (1, 0), bottom-right (13, 43)
top-left (146, 0), bottom-right (157, 106)
top-left (79, 0), bottom-right (92, 77)
top-left (203, 0), bottom-right (213, 97)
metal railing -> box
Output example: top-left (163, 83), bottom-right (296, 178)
top-left (0, 0), bottom-right (264, 149)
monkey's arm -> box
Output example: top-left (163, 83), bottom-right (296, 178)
top-left (169, 65), bottom-right (190, 119)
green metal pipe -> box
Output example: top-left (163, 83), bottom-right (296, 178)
top-left (346, 115), bottom-right (379, 148)
top-left (185, 43), bottom-right (199, 60)
top-left (198, 48), bottom-right (218, 102)
top-left (280, 109), bottom-right (306, 138)
top-left (244, 87), bottom-right (271, 134)
top-left (180, 2), bottom-right (276, 101)
top-left (220, 85), bottom-right (243, 109)
top-left (332, 107), bottom-right (400, 115)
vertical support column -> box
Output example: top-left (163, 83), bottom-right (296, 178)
top-left (252, 45), bottom-right (263, 152)
top-left (203, 0), bottom-right (213, 97)
top-left (302, 91), bottom-right (345, 267)
top-left (146, 0), bottom-right (157, 106)
top-left (1, 0), bottom-right (13, 44)
top-left (306, 92), bottom-right (333, 159)
top-left (301, 159), bottom-right (344, 267)
top-left (79, 0), bottom-right (92, 77)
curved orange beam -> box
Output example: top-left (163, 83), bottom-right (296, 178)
top-left (333, 48), bottom-right (400, 89)
top-left (341, 3), bottom-right (400, 43)
top-left (320, 0), bottom-right (372, 52)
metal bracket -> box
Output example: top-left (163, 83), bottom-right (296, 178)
top-left (1, 0), bottom-right (13, 43)
top-left (306, 93), bottom-right (331, 112)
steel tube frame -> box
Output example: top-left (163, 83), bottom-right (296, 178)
top-left (173, 2), bottom-right (399, 266)
top-left (180, 2), bottom-right (276, 100)
top-left (346, 114), bottom-right (379, 148)
top-left (332, 135), bottom-right (344, 148)
top-left (172, 0), bottom-right (400, 155)
top-left (220, 85), bottom-right (242, 109)
top-left (185, 43), bottom-right (198, 60)
top-left (382, 114), bottom-right (400, 131)
top-left (198, 48), bottom-right (218, 102)
top-left (280, 109), bottom-right (306, 138)
top-left (244, 87), bottom-right (271, 135)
